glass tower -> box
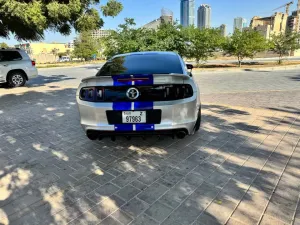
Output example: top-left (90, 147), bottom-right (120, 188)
top-left (180, 0), bottom-right (195, 27)
top-left (197, 4), bottom-right (211, 29)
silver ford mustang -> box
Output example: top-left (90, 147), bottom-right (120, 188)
top-left (76, 51), bottom-right (201, 140)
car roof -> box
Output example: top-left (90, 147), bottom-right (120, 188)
top-left (112, 51), bottom-right (179, 59)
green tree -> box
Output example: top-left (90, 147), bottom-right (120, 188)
top-left (270, 31), bottom-right (300, 64)
top-left (223, 29), bottom-right (268, 67)
top-left (103, 18), bottom-right (141, 58)
top-left (155, 22), bottom-right (187, 56)
top-left (0, 0), bottom-right (122, 41)
top-left (103, 19), bottom-right (187, 58)
top-left (73, 31), bottom-right (98, 61)
top-left (184, 27), bottom-right (225, 65)
top-left (51, 48), bottom-right (59, 61)
top-left (0, 42), bottom-right (9, 48)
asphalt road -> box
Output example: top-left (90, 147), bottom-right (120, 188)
top-left (24, 64), bottom-right (300, 110)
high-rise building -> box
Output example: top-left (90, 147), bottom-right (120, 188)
top-left (180, 0), bottom-right (195, 27)
top-left (233, 17), bottom-right (247, 32)
top-left (142, 8), bottom-right (173, 30)
top-left (197, 4), bottom-right (211, 29)
top-left (219, 24), bottom-right (227, 37)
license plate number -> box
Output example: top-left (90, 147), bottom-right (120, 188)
top-left (122, 111), bottom-right (146, 123)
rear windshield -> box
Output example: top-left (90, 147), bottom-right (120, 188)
top-left (96, 53), bottom-right (184, 76)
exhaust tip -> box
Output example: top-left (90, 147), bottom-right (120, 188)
top-left (86, 131), bottom-right (98, 140)
top-left (176, 131), bottom-right (186, 139)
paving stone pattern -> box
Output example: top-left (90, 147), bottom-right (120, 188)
top-left (0, 68), bottom-right (299, 225)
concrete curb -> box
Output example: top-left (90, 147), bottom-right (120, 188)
top-left (194, 64), bottom-right (300, 73)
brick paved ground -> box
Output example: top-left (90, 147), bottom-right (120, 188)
top-left (0, 67), bottom-right (299, 225)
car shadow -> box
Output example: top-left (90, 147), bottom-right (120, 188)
top-left (27, 75), bottom-right (76, 87)
top-left (288, 74), bottom-right (300, 81)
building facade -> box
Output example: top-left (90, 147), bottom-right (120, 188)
top-left (250, 12), bottom-right (288, 39)
top-left (233, 17), bottom-right (247, 32)
top-left (219, 24), bottom-right (227, 37)
top-left (67, 39), bottom-right (76, 49)
top-left (15, 43), bottom-right (72, 55)
top-left (142, 8), bottom-right (173, 30)
top-left (180, 0), bottom-right (195, 27)
top-left (197, 4), bottom-right (211, 29)
top-left (287, 11), bottom-right (300, 32)
top-left (14, 42), bottom-right (74, 63)
top-left (90, 29), bottom-right (111, 39)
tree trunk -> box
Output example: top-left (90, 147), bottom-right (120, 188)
top-left (278, 55), bottom-right (282, 64)
top-left (195, 58), bottom-right (200, 68)
top-left (237, 56), bottom-right (242, 67)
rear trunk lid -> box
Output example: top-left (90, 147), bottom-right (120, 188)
top-left (79, 74), bottom-right (193, 102)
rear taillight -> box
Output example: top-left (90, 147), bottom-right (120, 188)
top-left (182, 84), bottom-right (194, 98)
top-left (31, 61), bottom-right (36, 66)
top-left (79, 87), bottom-right (104, 102)
top-left (165, 84), bottom-right (193, 99)
top-left (79, 84), bottom-right (193, 102)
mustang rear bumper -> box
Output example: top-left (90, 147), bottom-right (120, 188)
top-left (77, 95), bottom-right (200, 137)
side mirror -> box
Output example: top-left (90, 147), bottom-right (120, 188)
top-left (186, 64), bottom-right (193, 77)
top-left (186, 64), bottom-right (193, 70)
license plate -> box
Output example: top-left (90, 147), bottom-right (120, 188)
top-left (122, 111), bottom-right (146, 123)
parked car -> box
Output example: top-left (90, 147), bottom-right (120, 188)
top-left (0, 48), bottom-right (38, 87)
top-left (76, 51), bottom-right (201, 140)
top-left (58, 56), bottom-right (71, 62)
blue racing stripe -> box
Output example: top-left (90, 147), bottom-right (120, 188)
top-left (134, 75), bottom-right (154, 131)
top-left (112, 74), bottom-right (154, 132)
top-left (134, 102), bottom-right (153, 110)
top-left (113, 102), bottom-right (131, 110)
top-left (136, 124), bottom-right (154, 131)
top-left (115, 124), bottom-right (133, 131)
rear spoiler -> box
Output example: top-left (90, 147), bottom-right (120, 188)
top-left (81, 74), bottom-right (191, 83)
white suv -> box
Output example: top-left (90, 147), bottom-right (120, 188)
top-left (0, 49), bottom-right (38, 87)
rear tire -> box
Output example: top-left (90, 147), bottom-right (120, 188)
top-left (7, 71), bottom-right (26, 87)
top-left (194, 106), bottom-right (201, 132)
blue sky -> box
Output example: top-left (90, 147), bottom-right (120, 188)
top-left (1, 0), bottom-right (298, 45)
